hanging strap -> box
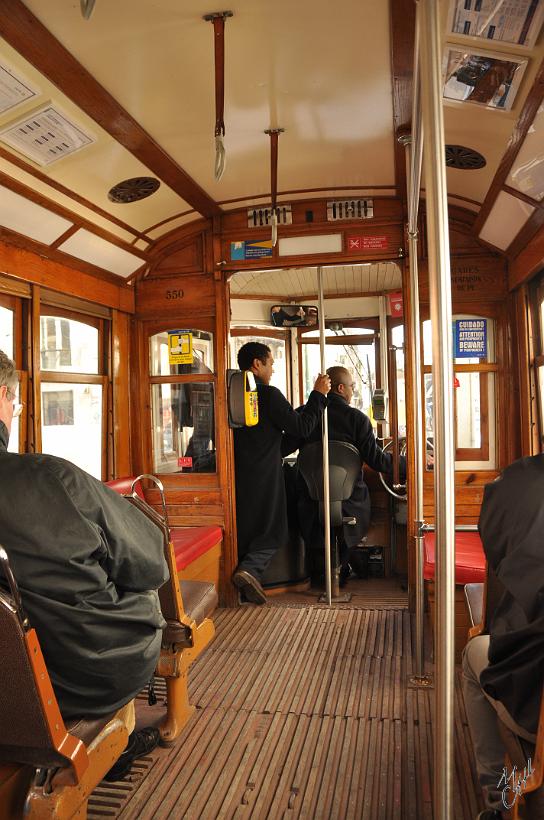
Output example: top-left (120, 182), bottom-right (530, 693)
top-left (204, 11), bottom-right (233, 181)
top-left (265, 128), bottom-right (284, 246)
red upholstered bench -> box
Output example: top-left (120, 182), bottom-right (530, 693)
top-left (105, 478), bottom-right (223, 587)
top-left (423, 531), bottom-right (485, 663)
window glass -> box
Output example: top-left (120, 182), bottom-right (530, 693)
top-left (303, 327), bottom-right (374, 338)
top-left (423, 316), bottom-right (495, 365)
top-left (40, 316), bottom-right (99, 373)
top-left (229, 335), bottom-right (287, 397)
top-left (0, 306), bottom-right (14, 359)
top-left (150, 330), bottom-right (214, 376)
top-left (456, 372), bottom-right (482, 449)
top-left (302, 338), bottom-right (376, 420)
top-left (391, 325), bottom-right (406, 437)
top-left (41, 383), bottom-right (102, 478)
top-left (152, 382), bottom-right (215, 474)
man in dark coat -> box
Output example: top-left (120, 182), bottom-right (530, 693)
top-left (0, 350), bottom-right (169, 725)
top-left (282, 365), bottom-right (406, 581)
top-left (233, 342), bottom-right (330, 604)
top-left (462, 455), bottom-right (544, 819)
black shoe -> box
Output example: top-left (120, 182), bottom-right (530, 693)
top-left (232, 569), bottom-right (267, 604)
top-left (103, 726), bottom-right (160, 782)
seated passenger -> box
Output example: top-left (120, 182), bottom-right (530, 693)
top-left (0, 351), bottom-right (169, 771)
top-left (462, 455), bottom-right (544, 820)
top-left (282, 365), bottom-right (406, 582)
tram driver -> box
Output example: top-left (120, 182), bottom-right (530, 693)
top-left (463, 455), bottom-right (544, 820)
top-left (282, 365), bottom-right (406, 584)
top-left (0, 349), bottom-right (168, 779)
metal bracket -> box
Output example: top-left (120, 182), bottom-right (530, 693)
top-left (203, 10), bottom-right (234, 21)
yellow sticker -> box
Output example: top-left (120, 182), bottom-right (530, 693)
top-left (168, 331), bottom-right (193, 365)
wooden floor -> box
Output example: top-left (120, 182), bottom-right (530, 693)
top-left (88, 578), bottom-right (484, 819)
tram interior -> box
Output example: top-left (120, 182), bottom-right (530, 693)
top-left (0, 0), bottom-right (544, 817)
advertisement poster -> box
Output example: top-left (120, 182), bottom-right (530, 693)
top-left (230, 239), bottom-right (273, 261)
top-left (443, 47), bottom-right (527, 110)
top-left (449, 0), bottom-right (544, 47)
top-left (454, 319), bottom-right (487, 358)
top-left (168, 330), bottom-right (193, 365)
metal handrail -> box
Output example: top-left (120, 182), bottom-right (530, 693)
top-left (132, 473), bottom-right (170, 530)
top-left (317, 266), bottom-right (332, 606)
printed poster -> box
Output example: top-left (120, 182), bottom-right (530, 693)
top-left (168, 330), bottom-right (193, 365)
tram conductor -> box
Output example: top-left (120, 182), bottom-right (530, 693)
top-left (232, 342), bottom-right (330, 604)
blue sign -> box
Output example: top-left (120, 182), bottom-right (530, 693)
top-left (454, 319), bottom-right (487, 358)
top-left (230, 240), bottom-right (273, 261)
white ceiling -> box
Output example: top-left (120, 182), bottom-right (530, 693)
top-left (0, 0), bottom-right (542, 278)
top-left (230, 263), bottom-right (402, 299)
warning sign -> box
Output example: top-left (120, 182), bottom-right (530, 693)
top-left (347, 235), bottom-right (389, 252)
top-left (454, 319), bottom-right (487, 358)
top-left (177, 456), bottom-right (193, 469)
top-left (168, 331), bottom-right (193, 365)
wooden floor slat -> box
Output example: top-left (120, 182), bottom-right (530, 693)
top-left (89, 593), bottom-right (484, 820)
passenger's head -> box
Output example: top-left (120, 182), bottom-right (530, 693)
top-left (0, 350), bottom-right (19, 434)
top-left (327, 366), bottom-right (356, 405)
top-left (237, 342), bottom-right (274, 385)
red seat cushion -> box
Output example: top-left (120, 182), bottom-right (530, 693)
top-left (105, 476), bottom-right (145, 500)
top-left (172, 526), bottom-right (222, 571)
top-left (423, 532), bottom-right (485, 584)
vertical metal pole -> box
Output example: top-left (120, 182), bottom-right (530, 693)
top-left (317, 266), bottom-right (332, 605)
top-left (419, 1), bottom-right (456, 818)
top-left (378, 295), bottom-right (390, 440)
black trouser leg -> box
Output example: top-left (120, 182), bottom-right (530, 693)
top-left (238, 547), bottom-right (277, 581)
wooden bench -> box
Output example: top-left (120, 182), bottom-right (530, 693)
top-left (106, 477), bottom-right (222, 587)
top-left (423, 530), bottom-right (486, 663)
top-left (0, 546), bottom-right (132, 819)
top-left (108, 476), bottom-right (217, 744)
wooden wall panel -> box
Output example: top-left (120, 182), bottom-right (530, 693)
top-left (150, 234), bottom-right (205, 277)
top-left (135, 273), bottom-right (215, 319)
top-left (419, 256), bottom-right (508, 302)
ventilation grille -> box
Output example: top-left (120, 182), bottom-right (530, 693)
top-left (108, 177), bottom-right (160, 203)
top-left (445, 145), bottom-right (486, 170)
top-left (247, 205), bottom-right (292, 228)
top-left (0, 105), bottom-right (94, 166)
top-left (327, 199), bottom-right (374, 221)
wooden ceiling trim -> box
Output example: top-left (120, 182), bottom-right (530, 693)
top-left (502, 184), bottom-right (544, 210)
top-left (473, 54), bottom-right (544, 236)
top-left (0, 235), bottom-right (134, 312)
top-left (0, 0), bottom-right (221, 219)
top-left (509, 223), bottom-right (544, 290)
top-left (0, 226), bottom-right (138, 290)
top-left (50, 224), bottom-right (79, 249)
top-left (389, 0), bottom-right (416, 217)
top-left (218, 185), bottom-right (398, 207)
top-left (506, 208), bottom-right (544, 261)
top-left (0, 171), bottom-right (148, 259)
top-left (0, 145), bottom-right (151, 243)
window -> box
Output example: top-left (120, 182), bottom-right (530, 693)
top-left (229, 333), bottom-right (288, 398)
top-left (150, 329), bottom-right (216, 475)
top-left (300, 325), bottom-right (377, 423)
top-left (40, 311), bottom-right (106, 479)
top-left (422, 314), bottom-right (496, 467)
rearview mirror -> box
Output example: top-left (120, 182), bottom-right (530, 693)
top-left (270, 305), bottom-right (318, 328)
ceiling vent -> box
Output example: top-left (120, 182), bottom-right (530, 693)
top-left (108, 177), bottom-right (160, 203)
top-left (247, 205), bottom-right (292, 228)
top-left (0, 105), bottom-right (94, 165)
top-left (327, 199), bottom-right (374, 221)
top-left (445, 145), bottom-right (486, 170)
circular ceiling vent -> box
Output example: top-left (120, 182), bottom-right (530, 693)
top-left (108, 177), bottom-right (160, 203)
top-left (445, 145), bottom-right (486, 170)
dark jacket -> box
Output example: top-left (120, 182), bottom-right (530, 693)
top-left (0, 420), bottom-right (168, 720)
top-left (479, 455), bottom-right (544, 736)
top-left (283, 392), bottom-right (406, 547)
top-left (233, 381), bottom-right (327, 557)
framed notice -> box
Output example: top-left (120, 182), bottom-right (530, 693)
top-left (454, 318), bottom-right (487, 358)
top-left (443, 47), bottom-right (528, 110)
top-left (448, 0), bottom-right (544, 48)
top-left (168, 330), bottom-right (193, 365)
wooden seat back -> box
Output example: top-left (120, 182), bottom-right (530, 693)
top-left (0, 547), bottom-right (88, 780)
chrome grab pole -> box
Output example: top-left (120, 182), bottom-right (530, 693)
top-left (399, 8), bottom-right (428, 684)
top-left (317, 265), bottom-right (332, 605)
top-left (419, 1), bottom-right (456, 818)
